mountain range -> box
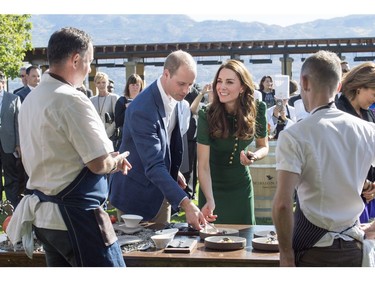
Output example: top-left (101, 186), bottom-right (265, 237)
top-left (9, 14), bottom-right (375, 94)
top-left (29, 14), bottom-right (375, 47)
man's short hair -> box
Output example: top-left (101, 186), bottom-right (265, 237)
top-left (26, 65), bottom-right (40, 75)
top-left (47, 27), bottom-right (92, 66)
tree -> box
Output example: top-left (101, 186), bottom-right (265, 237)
top-left (0, 14), bottom-right (33, 79)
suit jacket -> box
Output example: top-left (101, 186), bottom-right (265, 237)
top-left (15, 86), bottom-right (31, 103)
top-left (13, 86), bottom-right (25, 95)
top-left (0, 91), bottom-right (21, 153)
top-left (109, 80), bottom-right (186, 220)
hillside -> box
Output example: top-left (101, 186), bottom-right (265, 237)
top-left (9, 14), bottom-right (375, 93)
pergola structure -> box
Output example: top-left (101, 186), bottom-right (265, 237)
top-left (24, 37), bottom-right (375, 90)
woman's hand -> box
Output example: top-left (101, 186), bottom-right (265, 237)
top-left (201, 201), bottom-right (217, 223)
top-left (240, 150), bottom-right (257, 166)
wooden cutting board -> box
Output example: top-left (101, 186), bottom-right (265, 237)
top-left (163, 238), bottom-right (198, 253)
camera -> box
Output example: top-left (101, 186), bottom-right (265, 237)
top-left (276, 99), bottom-right (283, 110)
top-left (105, 112), bottom-right (113, 124)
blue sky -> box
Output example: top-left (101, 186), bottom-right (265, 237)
top-left (4, 0), bottom-right (371, 27)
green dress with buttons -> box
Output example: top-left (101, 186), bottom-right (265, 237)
top-left (197, 101), bottom-right (268, 224)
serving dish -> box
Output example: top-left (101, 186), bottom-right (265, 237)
top-left (253, 229), bottom-right (277, 238)
top-left (199, 227), bottom-right (239, 240)
top-left (204, 236), bottom-right (246, 251)
top-left (252, 237), bottom-right (279, 252)
top-left (155, 228), bottom-right (179, 237)
top-left (151, 234), bottom-right (174, 249)
top-left (121, 214), bottom-right (143, 228)
top-left (113, 223), bottom-right (144, 234)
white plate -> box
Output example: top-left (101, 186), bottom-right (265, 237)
top-left (204, 236), bottom-right (246, 251)
top-left (117, 235), bottom-right (143, 246)
top-left (113, 224), bottom-right (144, 234)
top-left (155, 228), bottom-right (179, 236)
top-left (252, 237), bottom-right (279, 252)
top-left (253, 229), bottom-right (276, 238)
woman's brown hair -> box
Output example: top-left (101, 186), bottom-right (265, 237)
top-left (207, 59), bottom-right (257, 140)
top-left (341, 62), bottom-right (375, 101)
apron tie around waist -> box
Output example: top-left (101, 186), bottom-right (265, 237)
top-left (34, 167), bottom-right (124, 267)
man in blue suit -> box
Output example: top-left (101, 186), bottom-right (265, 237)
top-left (0, 71), bottom-right (22, 208)
top-left (110, 50), bottom-right (212, 230)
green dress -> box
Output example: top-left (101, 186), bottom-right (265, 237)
top-left (197, 101), bottom-right (268, 224)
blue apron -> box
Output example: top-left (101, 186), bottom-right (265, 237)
top-left (34, 167), bottom-right (125, 267)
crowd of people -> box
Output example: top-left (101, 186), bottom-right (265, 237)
top-left (1, 26), bottom-right (375, 267)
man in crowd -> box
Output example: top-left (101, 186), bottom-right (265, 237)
top-left (0, 71), bottom-right (21, 208)
top-left (13, 67), bottom-right (28, 95)
top-left (109, 50), bottom-right (209, 230)
top-left (15, 65), bottom-right (41, 103)
top-left (7, 27), bottom-right (131, 267)
top-left (272, 50), bottom-right (375, 266)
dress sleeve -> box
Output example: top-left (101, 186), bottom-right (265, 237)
top-left (255, 100), bottom-right (268, 139)
top-left (196, 106), bottom-right (210, 145)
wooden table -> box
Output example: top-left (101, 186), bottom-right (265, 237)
top-left (0, 224), bottom-right (279, 267)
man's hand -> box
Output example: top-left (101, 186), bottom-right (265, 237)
top-left (177, 171), bottom-right (187, 190)
top-left (180, 198), bottom-right (206, 230)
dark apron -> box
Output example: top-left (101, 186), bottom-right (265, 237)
top-left (293, 196), bottom-right (359, 265)
top-left (34, 167), bottom-right (125, 267)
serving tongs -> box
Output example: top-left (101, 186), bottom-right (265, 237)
top-left (204, 222), bottom-right (219, 233)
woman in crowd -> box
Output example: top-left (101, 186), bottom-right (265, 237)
top-left (90, 72), bottom-right (119, 145)
top-left (197, 59), bottom-right (269, 224)
top-left (114, 74), bottom-right (144, 150)
top-left (259, 75), bottom-right (276, 108)
top-left (336, 61), bottom-right (375, 223)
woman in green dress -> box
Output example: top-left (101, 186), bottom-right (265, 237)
top-left (197, 60), bottom-right (269, 224)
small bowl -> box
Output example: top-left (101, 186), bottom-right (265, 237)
top-left (151, 234), bottom-right (174, 249)
top-left (120, 214), bottom-right (143, 228)
top-left (154, 228), bottom-right (179, 238)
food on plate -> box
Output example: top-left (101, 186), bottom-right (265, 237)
top-left (219, 237), bottom-right (234, 243)
top-left (266, 236), bottom-right (278, 244)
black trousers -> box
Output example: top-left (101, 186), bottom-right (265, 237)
top-left (183, 139), bottom-right (197, 199)
top-left (0, 143), bottom-right (21, 208)
top-left (297, 238), bottom-right (362, 267)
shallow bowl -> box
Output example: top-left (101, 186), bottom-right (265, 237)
top-left (252, 237), bottom-right (279, 252)
top-left (120, 214), bottom-right (143, 228)
top-left (199, 228), bottom-right (239, 240)
top-left (155, 228), bottom-right (179, 238)
top-left (204, 236), bottom-right (246, 251)
top-left (151, 234), bottom-right (174, 249)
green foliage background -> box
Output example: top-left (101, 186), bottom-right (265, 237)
top-left (0, 14), bottom-right (33, 79)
